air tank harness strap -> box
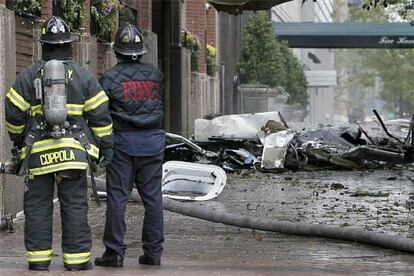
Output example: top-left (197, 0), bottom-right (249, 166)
top-left (74, 132), bottom-right (101, 207)
top-left (17, 131), bottom-right (40, 181)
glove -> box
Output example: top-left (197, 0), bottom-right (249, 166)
top-left (99, 148), bottom-right (113, 167)
top-left (8, 145), bottom-right (22, 175)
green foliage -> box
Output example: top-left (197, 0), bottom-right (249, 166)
top-left (60, 0), bottom-right (86, 30)
top-left (206, 44), bottom-right (217, 76)
top-left (239, 12), bottom-right (285, 87)
top-left (119, 4), bottom-right (136, 27)
top-left (279, 43), bottom-right (308, 108)
top-left (339, 6), bottom-right (414, 117)
top-left (182, 30), bottom-right (201, 71)
top-left (239, 11), bottom-right (308, 110)
top-left (10, 0), bottom-right (41, 16)
top-left (360, 0), bottom-right (414, 20)
top-left (91, 0), bottom-right (118, 41)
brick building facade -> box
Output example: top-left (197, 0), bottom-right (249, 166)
top-left (185, 0), bottom-right (217, 73)
top-left (8, 0), bottom-right (218, 78)
top-left (206, 3), bottom-right (217, 47)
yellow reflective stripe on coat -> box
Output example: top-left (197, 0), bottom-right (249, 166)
top-left (21, 138), bottom-right (99, 159)
top-left (84, 91), bottom-right (108, 112)
top-left (67, 104), bottom-right (84, 115)
top-left (29, 161), bottom-right (89, 176)
top-left (6, 121), bottom-right (25, 134)
top-left (27, 138), bottom-right (85, 155)
top-left (91, 123), bottom-right (113, 138)
top-left (6, 87), bottom-right (30, 112)
top-left (63, 252), bottom-right (91, 265)
top-left (30, 104), bottom-right (43, 116)
top-left (31, 104), bottom-right (85, 116)
top-left (26, 249), bottom-right (53, 263)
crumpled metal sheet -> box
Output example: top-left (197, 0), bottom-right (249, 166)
top-left (260, 130), bottom-right (295, 169)
top-left (361, 119), bottom-right (410, 143)
top-left (340, 145), bottom-right (405, 163)
top-left (168, 113), bottom-right (414, 173)
top-left (258, 119), bottom-right (411, 170)
top-left (292, 129), bottom-right (355, 149)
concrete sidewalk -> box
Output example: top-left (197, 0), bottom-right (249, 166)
top-left (1, 170), bottom-right (414, 275)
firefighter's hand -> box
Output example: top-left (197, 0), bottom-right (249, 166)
top-left (99, 148), bottom-right (113, 167)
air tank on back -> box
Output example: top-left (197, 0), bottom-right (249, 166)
top-left (42, 59), bottom-right (68, 128)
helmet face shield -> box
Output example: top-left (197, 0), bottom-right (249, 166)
top-left (112, 24), bottom-right (147, 56)
top-left (40, 16), bottom-right (75, 45)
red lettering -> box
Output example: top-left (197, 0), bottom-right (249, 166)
top-left (121, 81), bottom-right (131, 100)
top-left (132, 81), bottom-right (140, 100)
top-left (121, 81), bottom-right (160, 101)
top-left (140, 81), bottom-right (151, 99)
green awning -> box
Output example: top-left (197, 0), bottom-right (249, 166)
top-left (208, 0), bottom-right (292, 14)
top-left (273, 22), bottom-right (414, 48)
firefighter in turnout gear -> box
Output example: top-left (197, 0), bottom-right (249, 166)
top-left (4, 16), bottom-right (113, 271)
top-left (95, 24), bottom-right (165, 267)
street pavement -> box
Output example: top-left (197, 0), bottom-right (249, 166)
top-left (1, 170), bottom-right (414, 275)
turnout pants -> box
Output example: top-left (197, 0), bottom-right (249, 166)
top-left (103, 148), bottom-right (164, 260)
top-left (24, 170), bottom-right (92, 266)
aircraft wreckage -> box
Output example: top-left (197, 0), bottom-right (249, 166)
top-left (166, 109), bottom-right (414, 173)
top-left (3, 110), bottom-right (414, 254)
top-left (1, 109), bottom-right (413, 203)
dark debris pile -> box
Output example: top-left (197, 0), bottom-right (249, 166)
top-left (165, 110), bottom-right (414, 173)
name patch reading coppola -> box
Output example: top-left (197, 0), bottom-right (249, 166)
top-left (40, 150), bottom-right (76, 165)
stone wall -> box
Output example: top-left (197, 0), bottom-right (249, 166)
top-left (0, 6), bottom-right (23, 218)
top-left (141, 30), bottom-right (158, 67)
top-left (239, 85), bottom-right (305, 122)
top-left (73, 34), bottom-right (98, 76)
top-left (15, 17), bottom-right (40, 74)
top-left (97, 43), bottom-right (117, 78)
top-left (240, 85), bottom-right (288, 114)
top-left (182, 71), bottom-right (220, 138)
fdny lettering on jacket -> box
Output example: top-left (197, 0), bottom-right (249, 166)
top-left (40, 150), bottom-right (76, 166)
top-left (121, 81), bottom-right (160, 101)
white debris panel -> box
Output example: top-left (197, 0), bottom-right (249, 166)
top-left (162, 161), bottom-right (227, 201)
top-left (260, 130), bottom-right (295, 170)
top-left (194, 112), bottom-right (282, 142)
